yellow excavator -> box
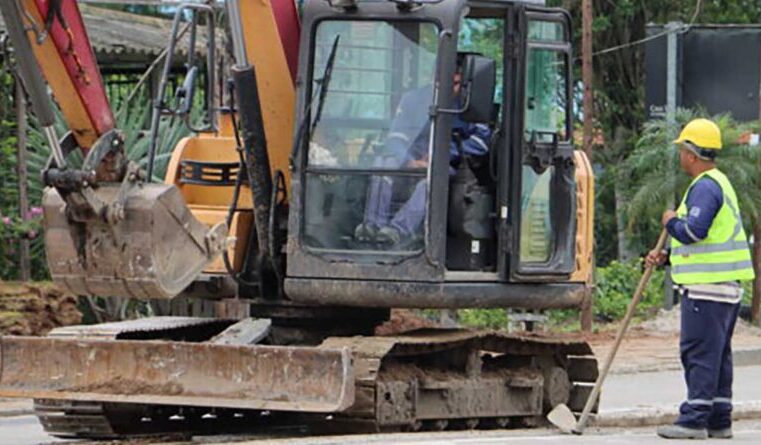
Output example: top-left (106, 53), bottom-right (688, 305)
top-left (0, 0), bottom-right (597, 438)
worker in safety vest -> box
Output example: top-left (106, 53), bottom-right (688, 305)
top-left (646, 118), bottom-right (755, 440)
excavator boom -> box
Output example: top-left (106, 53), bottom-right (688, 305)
top-left (1, 0), bottom-right (229, 299)
top-left (19, 0), bottom-right (113, 149)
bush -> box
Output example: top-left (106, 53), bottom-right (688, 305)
top-left (458, 309), bottom-right (509, 329)
top-left (594, 259), bottom-right (665, 320)
top-left (455, 260), bottom-right (667, 331)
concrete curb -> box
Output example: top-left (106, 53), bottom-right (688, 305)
top-left (611, 347), bottom-right (761, 375)
top-left (0, 399), bottom-right (33, 418)
top-left (0, 407), bottom-right (33, 418)
top-left (593, 401), bottom-right (761, 428)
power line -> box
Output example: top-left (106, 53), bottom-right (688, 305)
top-left (591, 0), bottom-right (702, 58)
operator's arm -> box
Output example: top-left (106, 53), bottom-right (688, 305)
top-left (386, 87), bottom-right (433, 163)
top-left (449, 123), bottom-right (492, 174)
top-left (666, 178), bottom-right (723, 244)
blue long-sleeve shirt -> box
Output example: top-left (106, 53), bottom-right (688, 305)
top-left (666, 176), bottom-right (724, 244)
top-left (386, 86), bottom-right (492, 174)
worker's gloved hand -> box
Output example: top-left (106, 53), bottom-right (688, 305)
top-left (645, 248), bottom-right (668, 267)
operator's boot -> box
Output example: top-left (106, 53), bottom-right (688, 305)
top-left (656, 424), bottom-right (708, 440)
top-left (708, 427), bottom-right (733, 439)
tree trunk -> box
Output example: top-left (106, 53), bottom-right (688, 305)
top-left (752, 223), bottom-right (761, 326)
top-left (614, 181), bottom-right (630, 261)
top-left (15, 78), bottom-right (30, 281)
top-left (581, 0), bottom-right (594, 159)
top-left (611, 127), bottom-right (632, 261)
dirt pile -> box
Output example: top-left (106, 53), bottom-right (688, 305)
top-left (375, 309), bottom-right (436, 336)
top-left (0, 281), bottom-right (82, 335)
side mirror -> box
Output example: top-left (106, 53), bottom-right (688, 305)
top-left (176, 66), bottom-right (198, 115)
top-left (461, 55), bottom-right (496, 123)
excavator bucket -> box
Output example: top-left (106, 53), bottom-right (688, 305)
top-left (43, 183), bottom-right (228, 300)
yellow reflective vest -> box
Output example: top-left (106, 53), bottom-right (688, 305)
top-left (670, 168), bottom-right (755, 285)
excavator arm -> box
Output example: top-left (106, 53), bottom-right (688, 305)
top-left (13, 0), bottom-right (113, 150)
top-left (0, 0), bottom-right (228, 299)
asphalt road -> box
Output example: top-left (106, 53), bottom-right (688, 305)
top-left (2, 415), bottom-right (760, 445)
top-left (0, 414), bottom-right (66, 445)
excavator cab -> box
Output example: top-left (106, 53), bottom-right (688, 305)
top-left (285, 0), bottom-right (592, 309)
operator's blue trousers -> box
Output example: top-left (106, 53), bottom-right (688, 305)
top-left (676, 293), bottom-right (740, 429)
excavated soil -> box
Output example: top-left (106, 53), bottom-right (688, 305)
top-left (374, 309), bottom-right (436, 336)
top-left (581, 304), bottom-right (761, 374)
top-left (0, 281), bottom-right (82, 335)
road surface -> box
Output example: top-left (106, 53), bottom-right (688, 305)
top-left (2, 416), bottom-right (760, 445)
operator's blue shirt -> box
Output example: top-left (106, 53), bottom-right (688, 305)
top-left (666, 177), bottom-right (724, 244)
top-left (385, 86), bottom-right (491, 175)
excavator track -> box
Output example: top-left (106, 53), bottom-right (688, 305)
top-left (33, 399), bottom-right (288, 439)
top-left (30, 325), bottom-right (598, 439)
top-left (316, 329), bottom-right (599, 433)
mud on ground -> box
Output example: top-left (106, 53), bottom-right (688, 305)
top-left (0, 281), bottom-right (82, 335)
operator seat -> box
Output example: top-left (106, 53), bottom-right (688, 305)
top-left (164, 133), bottom-right (253, 274)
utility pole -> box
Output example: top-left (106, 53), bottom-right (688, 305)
top-left (663, 21), bottom-right (680, 310)
top-left (581, 0), bottom-right (594, 158)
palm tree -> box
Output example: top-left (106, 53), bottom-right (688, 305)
top-left (626, 109), bottom-right (761, 324)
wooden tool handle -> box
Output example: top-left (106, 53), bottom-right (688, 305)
top-left (573, 229), bottom-right (669, 434)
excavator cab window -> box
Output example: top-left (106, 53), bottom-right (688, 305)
top-left (506, 8), bottom-right (577, 281)
top-left (303, 19), bottom-right (439, 253)
top-left (445, 15), bottom-right (505, 272)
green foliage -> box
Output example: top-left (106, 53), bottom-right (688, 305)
top-left (458, 309), bottom-right (509, 330)
top-left (457, 259), bottom-right (666, 330)
top-left (626, 109), bottom-right (761, 249)
top-left (0, 67), bottom-right (191, 280)
top-left (545, 0), bottom-right (761, 263)
top-left (595, 259), bottom-right (665, 320)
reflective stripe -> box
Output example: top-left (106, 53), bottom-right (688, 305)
top-left (687, 282), bottom-right (741, 292)
top-left (684, 224), bottom-right (703, 242)
top-left (470, 135), bottom-right (489, 152)
top-left (672, 240), bottom-right (749, 256)
top-left (685, 283), bottom-right (742, 299)
top-left (714, 397), bottom-right (732, 404)
top-left (673, 260), bottom-right (754, 275)
top-left (688, 289), bottom-right (742, 300)
top-left (688, 399), bottom-right (714, 406)
top-left (388, 132), bottom-right (410, 142)
top-left (724, 195), bottom-right (743, 240)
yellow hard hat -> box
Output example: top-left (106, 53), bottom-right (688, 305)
top-left (673, 118), bottom-right (722, 150)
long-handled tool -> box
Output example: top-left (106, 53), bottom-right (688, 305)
top-left (547, 229), bottom-right (669, 434)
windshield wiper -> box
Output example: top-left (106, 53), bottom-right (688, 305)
top-left (310, 35), bottom-right (340, 134)
top-left (290, 35), bottom-right (341, 168)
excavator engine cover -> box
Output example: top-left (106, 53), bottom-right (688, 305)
top-left (43, 183), bottom-right (227, 300)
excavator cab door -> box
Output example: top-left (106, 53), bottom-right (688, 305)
top-left (503, 7), bottom-right (576, 282)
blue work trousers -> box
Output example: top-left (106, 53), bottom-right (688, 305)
top-left (676, 293), bottom-right (740, 429)
top-left (363, 156), bottom-right (427, 237)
